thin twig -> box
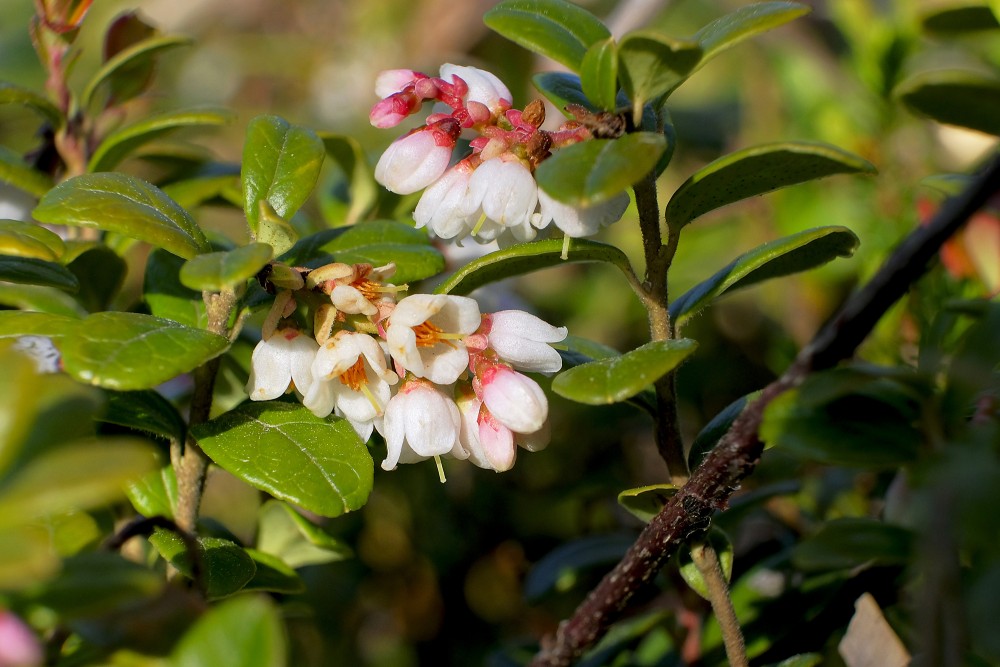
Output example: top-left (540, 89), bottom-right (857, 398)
top-left (691, 542), bottom-right (747, 667)
top-left (528, 152), bottom-right (1000, 667)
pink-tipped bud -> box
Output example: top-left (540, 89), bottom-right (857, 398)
top-left (374, 122), bottom-right (459, 195)
top-left (369, 90), bottom-right (421, 129)
top-left (374, 69), bottom-right (423, 98)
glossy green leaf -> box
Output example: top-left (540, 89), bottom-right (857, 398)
top-left (536, 133), bottom-right (665, 206)
top-left (103, 389), bottom-right (186, 444)
top-left (581, 38), bottom-right (618, 111)
top-left (149, 530), bottom-right (256, 600)
top-left (678, 528), bottom-right (734, 600)
top-left (180, 242), bottom-right (273, 291)
top-left (170, 595), bottom-right (286, 667)
top-left (695, 2), bottom-right (810, 66)
top-left (162, 174), bottom-right (241, 210)
top-left (551, 335), bottom-right (656, 415)
top-left (88, 108), bottom-right (233, 173)
top-left (126, 465), bottom-right (178, 519)
top-left (81, 35), bottom-right (192, 109)
top-left (31, 551), bottom-right (163, 618)
top-left (525, 533), bottom-right (636, 601)
top-left (0, 220), bottom-right (64, 261)
top-left (0, 437), bottom-right (156, 528)
top-left (144, 249), bottom-right (208, 328)
top-left (0, 311), bottom-right (79, 339)
top-left (243, 548), bottom-right (305, 593)
top-left (896, 70), bottom-right (1000, 136)
top-left (552, 338), bottom-right (697, 405)
top-left (0, 81), bottom-right (63, 127)
top-left (255, 202), bottom-right (299, 258)
top-left (242, 115), bottom-right (325, 235)
top-left (191, 401), bottom-right (373, 518)
top-left (0, 283), bottom-right (84, 316)
top-left (792, 518), bottom-right (913, 571)
top-left (65, 245), bottom-right (127, 312)
top-left (0, 256), bottom-right (78, 291)
top-left (319, 132), bottom-right (378, 226)
top-left (533, 72), bottom-right (596, 115)
top-left (285, 219), bottom-right (443, 284)
top-left (33, 173), bottom-right (211, 259)
top-left (617, 484), bottom-right (677, 523)
top-left (921, 5), bottom-right (999, 33)
top-left (618, 32), bottom-right (701, 117)
top-left (435, 237), bottom-right (633, 296)
top-left (0, 146), bottom-right (53, 198)
top-left (59, 312), bottom-right (229, 390)
top-left (484, 0), bottom-right (611, 72)
top-left (666, 142), bottom-right (876, 230)
top-left (256, 500), bottom-right (352, 568)
top-left (671, 226), bottom-right (860, 327)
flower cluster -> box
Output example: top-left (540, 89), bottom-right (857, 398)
top-left (370, 64), bottom-right (630, 245)
top-left (247, 261), bottom-right (567, 475)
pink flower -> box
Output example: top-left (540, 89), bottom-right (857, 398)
top-left (456, 386), bottom-right (516, 472)
top-left (0, 611), bottom-right (41, 667)
top-left (484, 310), bottom-right (567, 373)
top-left (375, 69), bottom-right (422, 98)
top-left (478, 363), bottom-right (548, 434)
top-left (374, 120), bottom-right (460, 194)
top-left (439, 64), bottom-right (512, 117)
top-left (246, 328), bottom-right (318, 401)
top-left (379, 378), bottom-right (464, 470)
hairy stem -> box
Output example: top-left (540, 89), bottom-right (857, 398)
top-left (691, 542), bottom-right (747, 667)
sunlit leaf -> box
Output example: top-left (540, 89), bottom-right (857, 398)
top-left (191, 401), bottom-right (373, 518)
top-left (170, 595), bottom-right (286, 667)
top-left (678, 528), bottom-right (735, 600)
top-left (696, 2), bottom-right (810, 67)
top-left (666, 142), bottom-right (875, 230)
top-left (552, 339), bottom-right (697, 405)
top-left (0, 220), bottom-right (64, 261)
top-left (0, 256), bottom-right (78, 291)
top-left (0, 283), bottom-right (84, 316)
top-left (126, 465), bottom-right (178, 519)
top-left (162, 174), bottom-right (241, 210)
top-left (180, 242), bottom-right (273, 291)
top-left (617, 484), bottom-right (677, 523)
top-left (617, 32), bottom-right (701, 117)
top-left (255, 202), bottom-right (298, 258)
top-left (551, 335), bottom-right (656, 415)
top-left (671, 227), bottom-right (860, 328)
top-left (581, 38), bottom-right (619, 111)
top-left (896, 70), bottom-right (1000, 136)
top-left (0, 146), bottom-right (53, 198)
top-left (0, 81), bottom-right (63, 127)
top-left (484, 0), bottom-right (611, 71)
top-left (0, 311), bottom-right (79, 339)
top-left (149, 530), bottom-right (256, 600)
top-left (33, 173), bottom-right (211, 259)
top-left (82, 34), bottom-right (191, 110)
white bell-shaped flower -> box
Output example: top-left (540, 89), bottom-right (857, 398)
top-left (413, 159), bottom-right (477, 240)
top-left (467, 157), bottom-right (538, 242)
top-left (386, 294), bottom-right (481, 385)
top-left (246, 328), bottom-right (319, 401)
top-left (379, 378), bottom-right (464, 470)
top-left (374, 125), bottom-right (455, 195)
top-left (534, 188), bottom-right (630, 238)
top-left (485, 310), bottom-right (567, 374)
top-left (456, 387), bottom-right (517, 472)
top-left (478, 363), bottom-right (548, 434)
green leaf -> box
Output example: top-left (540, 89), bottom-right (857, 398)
top-left (81, 35), bottom-right (192, 110)
top-left (191, 401), bottom-right (373, 518)
top-left (666, 142), bottom-right (876, 230)
top-left (88, 108), bottom-right (233, 173)
top-left (102, 389), bottom-right (186, 443)
top-left (0, 311), bottom-right (79, 339)
top-left (284, 219), bottom-right (443, 284)
top-left (687, 394), bottom-right (752, 470)
top-left (33, 173), bottom-right (211, 259)
top-left (536, 133), bottom-right (665, 206)
top-left (484, 0), bottom-right (611, 72)
top-left (180, 242), bottom-right (273, 291)
top-left (0, 81), bottom-right (63, 127)
top-left (59, 312), bottom-right (229, 390)
top-left (319, 132), bottom-right (378, 226)
top-left (0, 283), bottom-right (85, 316)
top-left (242, 548), bottom-right (305, 594)
top-left (0, 527), bottom-right (60, 589)
top-left (670, 226), bottom-right (860, 327)
top-left (101, 12), bottom-right (158, 106)
top-left (0, 437), bottom-right (156, 529)
top-left (0, 145), bottom-right (54, 197)
top-left (617, 484), bottom-right (677, 523)
top-left (126, 465), bottom-right (178, 519)
top-left (435, 237), bottom-right (633, 296)
top-left (242, 115), bottom-right (325, 235)
top-left (525, 533), bottom-right (636, 601)
top-left (617, 32), bottom-right (701, 117)
top-left (170, 595), bottom-right (286, 667)
top-left (144, 249), bottom-right (208, 328)
top-left (255, 202), bottom-right (299, 258)
top-left (551, 335), bottom-right (656, 415)
top-left (0, 256), bottom-right (78, 291)
top-left (533, 72), bottom-right (596, 115)
top-left (695, 2), bottom-right (810, 66)
top-left (256, 500), bottom-right (352, 568)
top-left (581, 38), bottom-right (619, 111)
top-left (792, 518), bottom-right (913, 571)
top-left (896, 70), bottom-right (1000, 136)
top-left (149, 530), bottom-right (256, 600)
top-left (162, 174), bottom-right (241, 210)
top-left (678, 529), bottom-right (735, 600)
top-left (0, 220), bottom-right (65, 261)
top-left (65, 245), bottom-right (128, 312)
top-left (767, 655), bottom-right (822, 667)
top-left (31, 551), bottom-right (163, 618)
top-left (552, 338), bottom-right (697, 405)
top-left (921, 5), bottom-right (1000, 33)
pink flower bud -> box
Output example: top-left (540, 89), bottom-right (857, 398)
top-left (0, 611), bottom-right (41, 667)
top-left (479, 364), bottom-right (548, 434)
top-left (374, 69), bottom-right (422, 98)
top-left (374, 121), bottom-right (459, 195)
top-left (439, 64), bottom-right (512, 116)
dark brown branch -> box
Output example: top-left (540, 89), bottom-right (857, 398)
top-left (529, 151), bottom-right (1000, 667)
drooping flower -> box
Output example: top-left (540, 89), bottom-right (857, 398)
top-left (374, 120), bottom-right (460, 194)
top-left (413, 158), bottom-right (477, 240)
top-left (483, 310), bottom-right (567, 373)
top-left (466, 157), bottom-right (538, 242)
top-left (246, 328), bottom-right (318, 401)
top-left (379, 378), bottom-right (465, 470)
top-left (386, 294), bottom-right (481, 384)
top-left (456, 385), bottom-right (516, 472)
top-left (477, 362), bottom-right (548, 434)
top-left (535, 188), bottom-right (631, 238)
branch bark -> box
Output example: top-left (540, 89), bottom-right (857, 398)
top-left (529, 152), bottom-right (1000, 667)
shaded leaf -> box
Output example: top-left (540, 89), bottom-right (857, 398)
top-left (688, 394), bottom-right (752, 470)
top-left (0, 527), bottom-right (60, 589)
top-left (170, 595), bottom-right (286, 667)
top-left (0, 220), bottom-right (65, 261)
top-left (162, 174), bottom-right (241, 210)
top-left (525, 533), bottom-right (636, 601)
top-left (696, 2), bottom-right (810, 66)
top-left (792, 518), bottom-right (913, 571)
top-left (0, 81), bottom-right (63, 127)
top-left (678, 528), bottom-right (735, 600)
top-left (33, 173), bottom-right (211, 259)
top-left (319, 132), bottom-right (378, 226)
top-left (921, 5), bottom-right (999, 33)
top-left (149, 530), bottom-right (256, 600)
top-left (0, 283), bottom-right (85, 316)
top-left (552, 338), bottom-right (697, 405)
top-left (102, 389), bottom-right (186, 444)
top-left (0, 146), bottom-right (53, 198)
top-left (839, 593), bottom-right (911, 667)
top-left (896, 70), bottom-right (1000, 136)
top-left (0, 256), bottom-right (78, 291)
top-left (435, 237), bottom-right (633, 296)
top-left (100, 13), bottom-right (159, 106)
top-left (82, 35), bottom-right (191, 110)
top-left (31, 551), bottom-right (163, 618)
top-left (180, 242), bottom-right (273, 291)
top-left (671, 226), bottom-right (860, 327)
top-left (484, 0), bottom-right (611, 72)
top-left (533, 72), bottom-right (596, 115)
top-left (617, 484), bottom-right (677, 523)
top-left (60, 312), bottom-right (228, 390)
top-left (536, 133), bottom-right (666, 206)
top-left (243, 548), bottom-right (305, 594)
top-left (191, 401), bottom-right (373, 518)
top-left (66, 245), bottom-right (127, 312)
top-left (666, 142), bottom-right (876, 229)
top-left (581, 38), bottom-right (619, 111)
top-left (618, 32), bottom-right (701, 117)
top-left (144, 248), bottom-right (208, 328)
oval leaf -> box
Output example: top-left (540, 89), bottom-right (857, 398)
top-left (243, 548), bottom-right (305, 594)
top-left (617, 484), bottom-right (678, 523)
top-left (670, 226), bottom-right (860, 327)
top-left (102, 389), bottom-right (187, 444)
top-left (581, 38), bottom-right (618, 111)
top-left (792, 518), bottom-right (913, 571)
top-left (666, 142), bottom-right (876, 230)
top-left (618, 32), bottom-right (701, 117)
top-left (256, 500), bottom-right (352, 569)
top-left (0, 81), bottom-right (63, 127)
top-left (149, 530), bottom-right (256, 600)
top-left (696, 2), bottom-right (810, 66)
top-left (921, 5), bottom-right (1000, 33)
top-left (180, 242), bottom-right (273, 291)
top-left (0, 283), bottom-right (84, 316)
top-left (435, 237), bottom-right (633, 296)
top-left (88, 108), bottom-right (233, 173)
top-left (895, 70), bottom-right (1000, 136)
top-left (552, 338), bottom-right (697, 405)
top-left (533, 72), bottom-right (597, 116)
top-left (678, 529), bottom-right (735, 601)
top-left (170, 595), bottom-right (286, 667)
top-left (126, 466), bottom-right (178, 519)
top-left (242, 115), bottom-right (325, 235)
top-left (144, 249), bottom-right (208, 328)
top-left (33, 173), bottom-right (211, 259)
top-left (0, 146), bottom-right (54, 197)
top-left (0, 256), bottom-right (78, 291)
top-left (0, 220), bottom-right (65, 261)
top-left (536, 132), bottom-right (666, 206)
top-left (191, 401), bottom-right (373, 518)
top-left (0, 311), bottom-right (79, 339)
top-left (81, 35), bottom-right (192, 110)
top-left (59, 312), bottom-right (229, 390)
top-left (484, 0), bottom-right (611, 72)
top-left (318, 132), bottom-right (378, 226)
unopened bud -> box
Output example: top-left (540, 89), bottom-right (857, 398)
top-left (522, 100), bottom-right (546, 128)
top-left (268, 263), bottom-right (305, 291)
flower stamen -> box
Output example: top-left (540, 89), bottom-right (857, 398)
top-left (339, 358), bottom-right (367, 392)
top-left (412, 320), bottom-right (464, 348)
